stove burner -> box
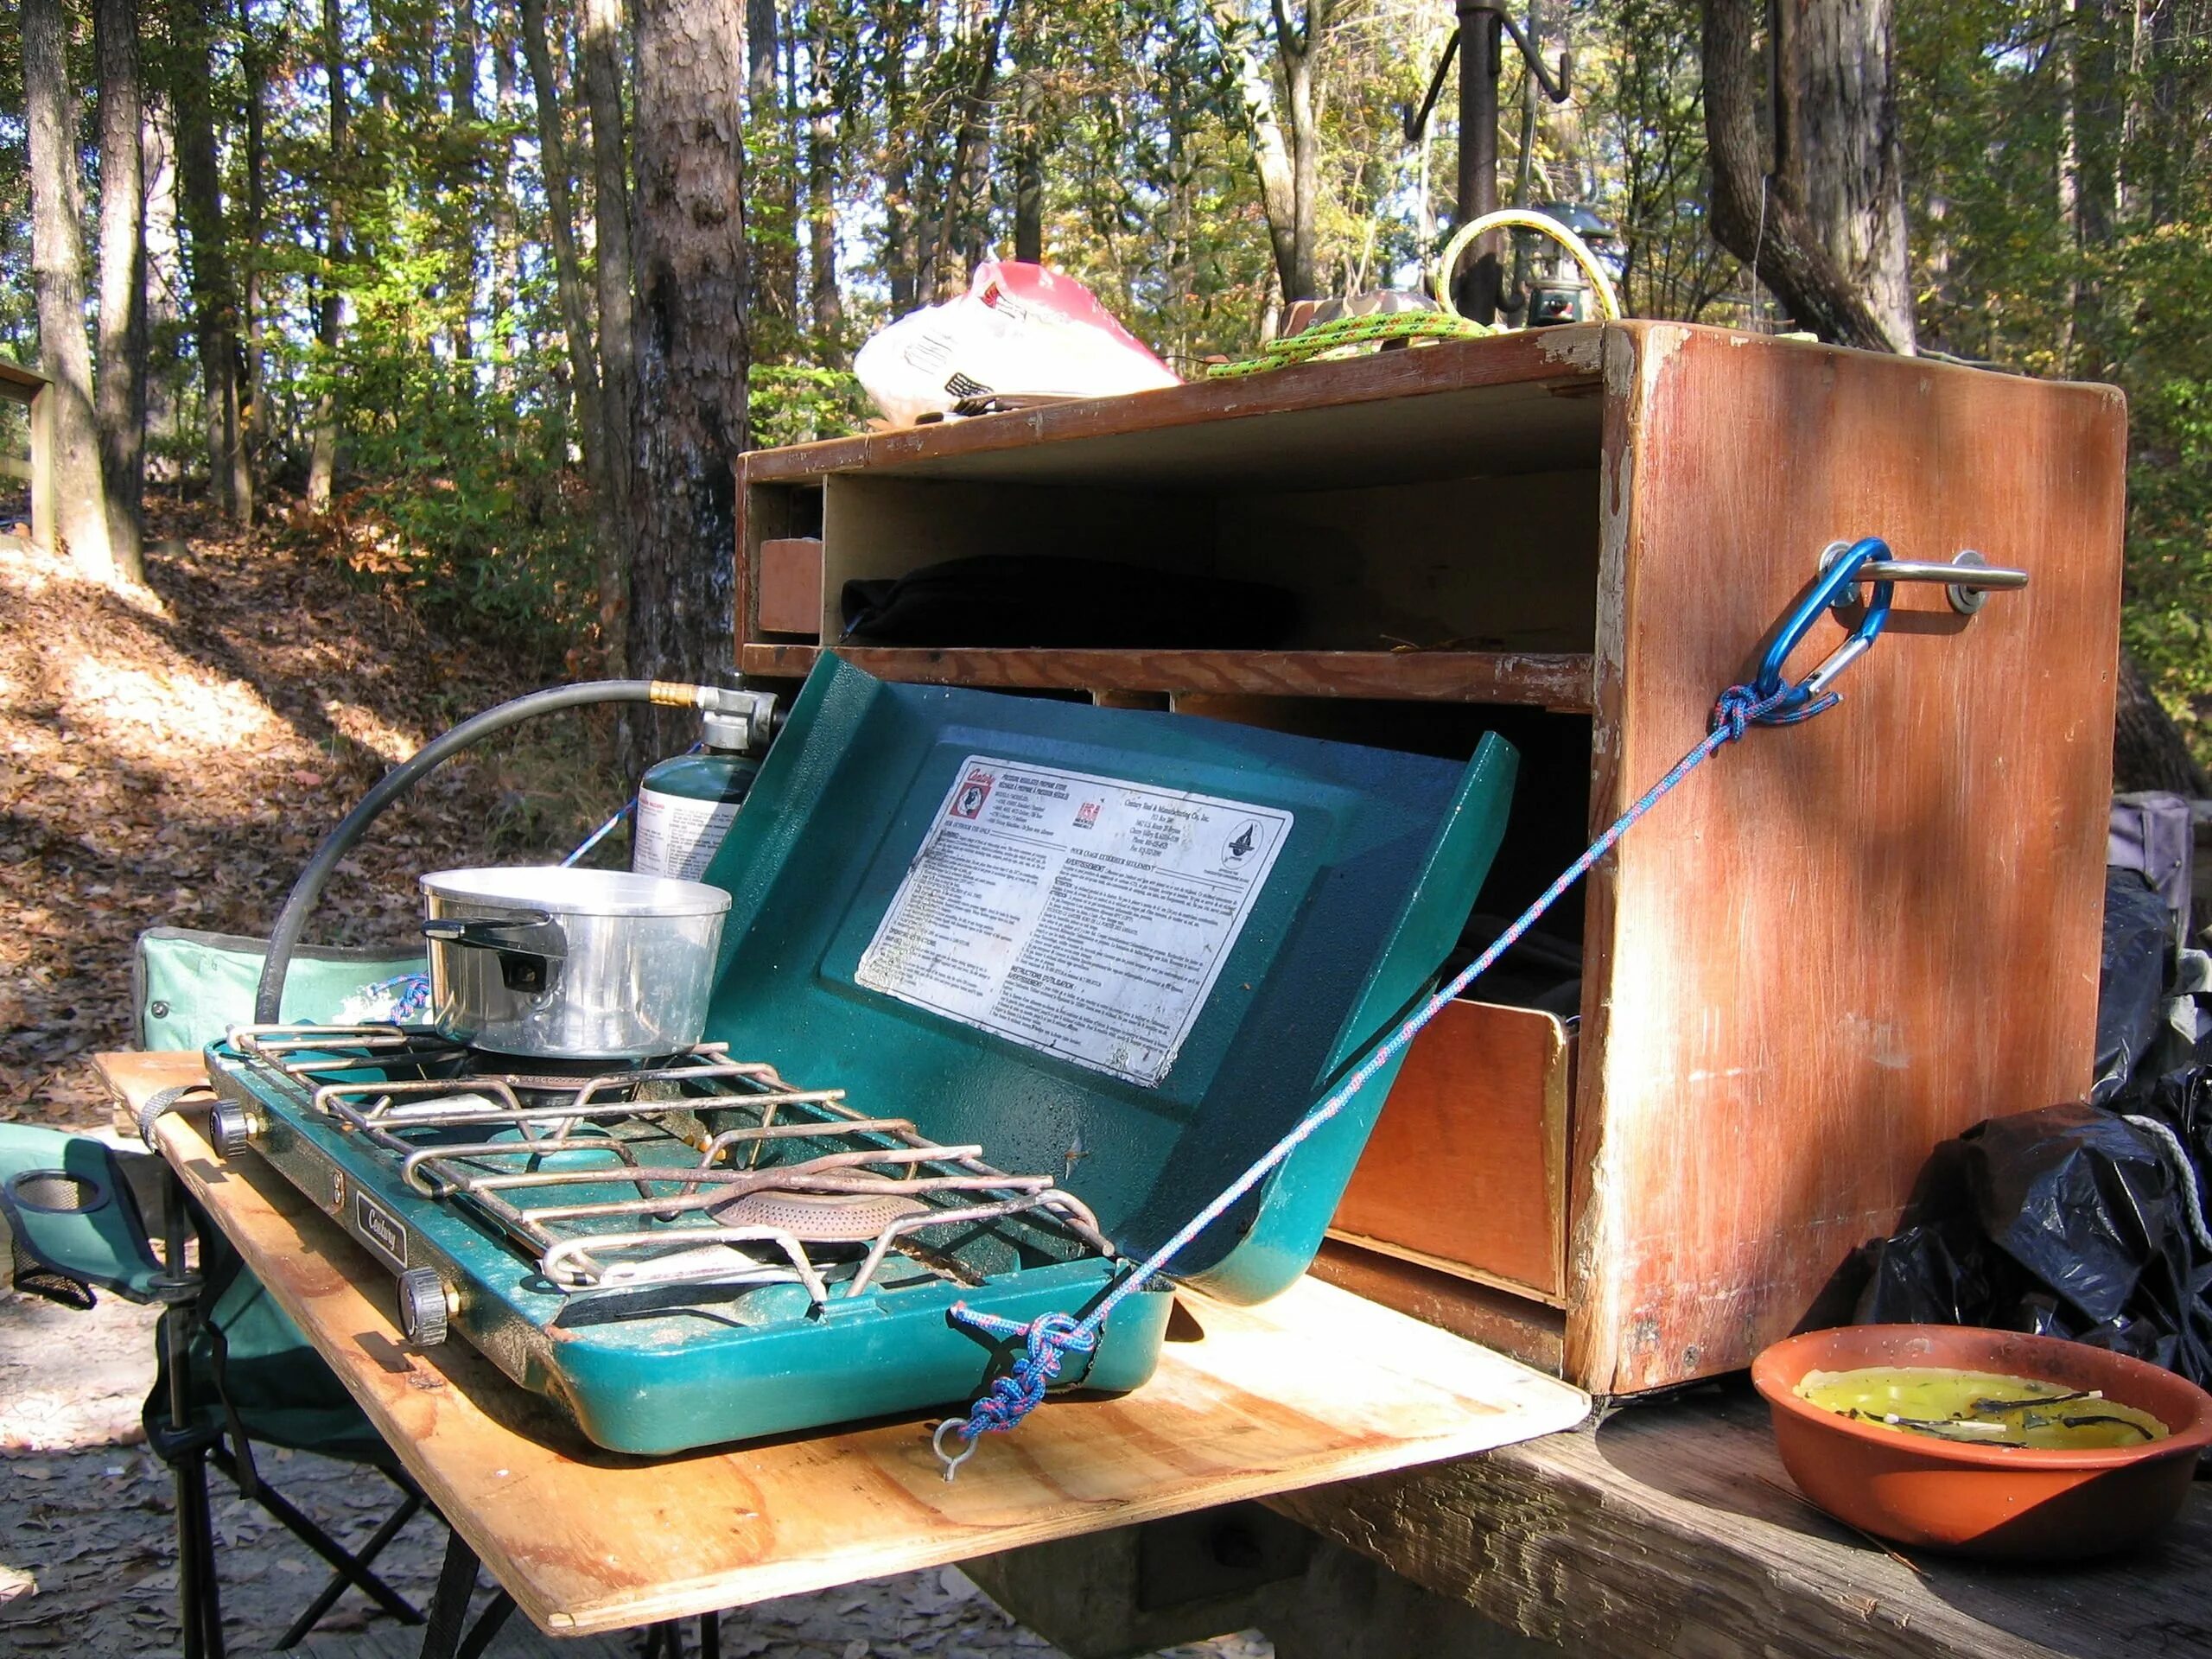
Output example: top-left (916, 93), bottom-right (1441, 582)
top-left (222, 1024), bottom-right (1113, 1307)
top-left (710, 1187), bottom-right (930, 1242)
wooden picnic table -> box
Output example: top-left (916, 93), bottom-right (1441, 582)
top-left (1266, 1384), bottom-right (2212, 1659)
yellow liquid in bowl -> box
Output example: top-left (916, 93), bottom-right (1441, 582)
top-left (1796, 1366), bottom-right (2170, 1450)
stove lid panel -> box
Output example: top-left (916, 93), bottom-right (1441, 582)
top-left (696, 658), bottom-right (1516, 1302)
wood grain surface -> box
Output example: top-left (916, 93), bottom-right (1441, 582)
top-left (739, 329), bottom-right (1604, 486)
top-left (1306, 1241), bottom-right (1566, 1376)
top-left (1328, 1000), bottom-right (1570, 1300)
top-left (1570, 324), bottom-right (2128, 1392)
top-left (756, 537), bottom-right (824, 635)
top-left (145, 1101), bottom-right (1587, 1636)
top-left (1269, 1382), bottom-right (2212, 1659)
top-left (736, 644), bottom-right (1596, 709)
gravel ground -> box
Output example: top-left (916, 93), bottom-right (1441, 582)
top-left (0, 1218), bottom-right (1271, 1659)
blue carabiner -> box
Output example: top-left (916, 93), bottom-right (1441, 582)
top-left (1749, 537), bottom-right (1897, 725)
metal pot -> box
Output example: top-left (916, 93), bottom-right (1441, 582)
top-left (420, 867), bottom-right (732, 1060)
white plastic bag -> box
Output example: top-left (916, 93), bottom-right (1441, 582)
top-left (855, 262), bottom-right (1180, 427)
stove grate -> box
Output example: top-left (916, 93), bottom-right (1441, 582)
top-left (226, 1024), bottom-right (1113, 1304)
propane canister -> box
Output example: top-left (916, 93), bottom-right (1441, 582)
top-left (632, 708), bottom-right (764, 882)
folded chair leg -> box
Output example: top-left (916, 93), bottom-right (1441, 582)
top-left (418, 1529), bottom-right (515, 1659)
top-left (173, 1446), bottom-right (226, 1659)
top-left (454, 1590), bottom-right (514, 1659)
top-left (699, 1610), bottom-right (721, 1659)
top-left (212, 1446), bottom-right (425, 1627)
top-left (274, 1490), bottom-right (428, 1649)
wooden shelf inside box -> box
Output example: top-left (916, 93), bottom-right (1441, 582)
top-left (738, 643), bottom-right (1596, 711)
top-left (742, 340), bottom-right (1610, 672)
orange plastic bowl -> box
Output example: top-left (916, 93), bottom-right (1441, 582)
top-left (1752, 1325), bottom-right (2212, 1560)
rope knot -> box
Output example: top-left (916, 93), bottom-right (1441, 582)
top-left (1708, 683), bottom-right (1764, 743)
top-left (940, 1305), bottom-right (1098, 1458)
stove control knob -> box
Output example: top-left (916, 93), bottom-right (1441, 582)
top-left (397, 1268), bottom-right (456, 1348)
top-left (207, 1100), bottom-right (262, 1160)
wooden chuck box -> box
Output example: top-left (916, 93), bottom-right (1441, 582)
top-left (733, 321), bottom-right (2126, 1398)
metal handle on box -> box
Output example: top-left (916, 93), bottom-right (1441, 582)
top-left (1819, 543), bottom-right (2028, 616)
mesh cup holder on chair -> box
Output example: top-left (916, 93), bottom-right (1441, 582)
top-left (5, 1168), bottom-right (110, 1310)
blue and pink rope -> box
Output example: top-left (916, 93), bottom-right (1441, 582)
top-left (932, 679), bottom-right (1791, 1478)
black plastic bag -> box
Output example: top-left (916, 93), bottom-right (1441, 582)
top-left (1854, 1098), bottom-right (2212, 1389)
top-left (2094, 869), bottom-right (2173, 1103)
top-left (1967, 1103), bottom-right (2173, 1323)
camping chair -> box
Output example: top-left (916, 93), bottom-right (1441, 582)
top-left (0, 1121), bottom-right (431, 1657)
top-left (0, 928), bottom-right (439, 1657)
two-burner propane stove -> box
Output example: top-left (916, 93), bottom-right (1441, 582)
top-left (203, 658), bottom-right (1521, 1454)
top-left (207, 1021), bottom-right (1142, 1454)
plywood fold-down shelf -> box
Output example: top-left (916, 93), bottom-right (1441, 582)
top-left (133, 1077), bottom-right (1590, 1637)
top-left (738, 643), bottom-right (1598, 712)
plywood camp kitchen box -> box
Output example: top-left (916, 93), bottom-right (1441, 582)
top-left (733, 321), bottom-right (2127, 1397)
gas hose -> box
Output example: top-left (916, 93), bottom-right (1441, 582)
top-left (252, 678), bottom-right (736, 1024)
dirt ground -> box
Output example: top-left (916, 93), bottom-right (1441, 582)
top-left (0, 517), bottom-right (1273, 1655)
top-left (0, 507), bottom-right (615, 1127)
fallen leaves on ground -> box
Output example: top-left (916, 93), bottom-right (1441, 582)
top-left (0, 502), bottom-right (621, 1126)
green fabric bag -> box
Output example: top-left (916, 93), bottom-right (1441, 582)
top-left (132, 927), bottom-right (427, 1052)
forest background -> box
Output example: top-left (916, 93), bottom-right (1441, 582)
top-left (4, 0), bottom-right (2212, 770)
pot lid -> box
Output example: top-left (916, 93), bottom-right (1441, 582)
top-left (421, 866), bottom-right (733, 918)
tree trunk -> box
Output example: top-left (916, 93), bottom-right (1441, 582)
top-left (925, 0), bottom-right (1011, 296)
top-left (2114, 650), bottom-right (2211, 795)
top-left (1701, 0), bottom-right (1911, 351)
top-left (627, 0), bottom-right (750, 769)
top-left (745, 0), bottom-right (796, 327)
top-left (1787, 0), bottom-right (1913, 349)
top-left (746, 0), bottom-right (777, 111)
top-left (805, 0), bottom-right (843, 359)
top-left (883, 30), bottom-right (917, 312)
top-left (1281, 15), bottom-right (1320, 302)
top-left (95, 0), bottom-right (147, 582)
top-left (239, 0), bottom-right (266, 523)
top-left (490, 18), bottom-right (522, 353)
top-left (141, 99), bottom-right (185, 454)
top-left (581, 0), bottom-right (636, 671)
top-left (447, 0), bottom-right (479, 374)
top-left (1210, 0), bottom-right (1312, 308)
top-left (1166, 60), bottom-right (1195, 360)
top-left (1008, 22), bottom-right (1043, 265)
top-left (308, 0), bottom-right (348, 511)
top-left (520, 0), bottom-right (602, 438)
top-left (24, 0), bottom-right (111, 578)
top-left (522, 0), bottom-right (626, 668)
top-left (172, 0), bottom-right (248, 518)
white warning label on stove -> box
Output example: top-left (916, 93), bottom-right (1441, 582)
top-left (855, 756), bottom-right (1292, 1086)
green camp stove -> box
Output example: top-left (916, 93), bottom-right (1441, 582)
top-left (204, 658), bottom-right (1516, 1456)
